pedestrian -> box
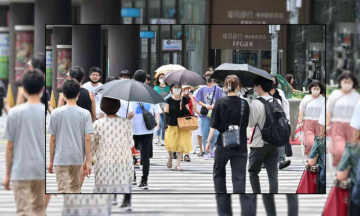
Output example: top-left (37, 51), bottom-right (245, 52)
top-left (146, 74), bottom-right (151, 85)
top-left (58, 66), bottom-right (96, 122)
top-left (308, 104), bottom-right (326, 193)
top-left (0, 79), bottom-right (6, 116)
top-left (285, 74), bottom-right (302, 93)
top-left (153, 73), bottom-right (170, 146)
top-left (326, 72), bottom-right (359, 166)
top-left (164, 84), bottom-right (193, 170)
top-left (298, 80), bottom-right (325, 155)
top-left (3, 70), bottom-right (46, 216)
top-left (195, 70), bottom-right (223, 160)
top-left (182, 85), bottom-right (197, 162)
top-left (248, 76), bottom-right (281, 193)
top-left (192, 86), bottom-right (204, 156)
top-left (119, 69), bottom-right (132, 80)
top-left (130, 69), bottom-right (162, 189)
top-left (262, 194), bottom-right (299, 216)
top-left (61, 195), bottom-right (112, 216)
top-left (216, 194), bottom-right (257, 216)
top-left (47, 79), bottom-right (93, 193)
top-left (82, 67), bottom-right (103, 120)
top-left (92, 97), bottom-right (134, 193)
top-left (206, 75), bottom-right (250, 193)
top-left (270, 75), bottom-right (291, 170)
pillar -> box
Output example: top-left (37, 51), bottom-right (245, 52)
top-left (108, 25), bottom-right (140, 78)
top-left (34, 0), bottom-right (71, 54)
top-left (72, 25), bottom-right (101, 83)
top-left (81, 0), bottom-right (120, 24)
top-left (0, 6), bottom-right (9, 87)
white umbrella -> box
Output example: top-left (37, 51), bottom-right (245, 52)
top-left (154, 64), bottom-right (186, 78)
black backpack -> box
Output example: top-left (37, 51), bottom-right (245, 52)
top-left (252, 97), bottom-right (290, 147)
top-left (139, 103), bottom-right (157, 130)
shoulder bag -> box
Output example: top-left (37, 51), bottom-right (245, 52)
top-left (177, 97), bottom-right (198, 130)
top-left (200, 86), bottom-right (216, 115)
top-left (139, 103), bottom-right (157, 130)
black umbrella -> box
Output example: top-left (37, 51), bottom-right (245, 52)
top-left (163, 69), bottom-right (206, 87)
top-left (210, 63), bottom-right (273, 87)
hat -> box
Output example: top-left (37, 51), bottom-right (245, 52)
top-left (181, 85), bottom-right (194, 91)
top-left (204, 70), bottom-right (213, 77)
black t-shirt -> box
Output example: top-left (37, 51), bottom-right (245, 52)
top-left (210, 96), bottom-right (250, 150)
top-left (166, 97), bottom-right (190, 126)
top-left (43, 89), bottom-right (50, 115)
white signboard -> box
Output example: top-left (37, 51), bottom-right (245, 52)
top-left (150, 19), bottom-right (176, 24)
top-left (162, 40), bottom-right (182, 51)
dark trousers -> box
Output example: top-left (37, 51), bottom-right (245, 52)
top-left (214, 146), bottom-right (247, 193)
top-left (262, 194), bottom-right (298, 216)
top-left (316, 167), bottom-right (326, 194)
top-left (134, 134), bottom-right (153, 180)
top-left (248, 144), bottom-right (279, 193)
top-left (216, 194), bottom-right (257, 216)
top-left (349, 186), bottom-right (360, 216)
top-left (124, 194), bottom-right (131, 203)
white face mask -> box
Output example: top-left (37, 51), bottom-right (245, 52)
top-left (342, 83), bottom-right (353, 91)
top-left (173, 88), bottom-right (181, 95)
top-left (312, 89), bottom-right (320, 96)
top-left (184, 89), bottom-right (190, 95)
top-left (253, 86), bottom-right (259, 97)
top-left (159, 79), bottom-right (164, 84)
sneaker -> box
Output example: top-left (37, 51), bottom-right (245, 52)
top-left (132, 179), bottom-right (137, 185)
top-left (155, 137), bottom-right (160, 145)
top-left (112, 198), bottom-right (118, 206)
top-left (261, 163), bottom-right (266, 169)
top-left (210, 152), bottom-right (215, 158)
top-left (203, 154), bottom-right (210, 160)
top-left (119, 201), bottom-right (132, 212)
top-left (279, 160), bottom-right (291, 169)
top-left (138, 180), bottom-right (148, 190)
top-left (161, 140), bottom-right (165, 146)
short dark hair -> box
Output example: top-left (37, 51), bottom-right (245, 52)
top-left (271, 75), bottom-right (279, 89)
top-left (62, 79), bottom-right (80, 99)
top-left (69, 66), bottom-right (85, 83)
top-left (207, 66), bottom-right (214, 71)
top-left (285, 74), bottom-right (293, 84)
top-left (224, 75), bottom-right (241, 92)
top-left (134, 69), bottom-right (147, 83)
top-left (146, 74), bottom-right (151, 81)
top-left (254, 76), bottom-right (273, 93)
top-left (154, 73), bottom-right (168, 86)
top-left (31, 53), bottom-right (45, 73)
top-left (119, 69), bottom-right (132, 78)
top-left (105, 76), bottom-right (116, 83)
top-left (308, 80), bottom-right (325, 94)
top-left (100, 97), bottom-right (120, 115)
top-left (22, 69), bottom-right (44, 94)
top-left (89, 67), bottom-right (101, 76)
top-left (337, 72), bottom-right (358, 89)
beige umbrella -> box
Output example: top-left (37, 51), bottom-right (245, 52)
top-left (154, 64), bottom-right (186, 78)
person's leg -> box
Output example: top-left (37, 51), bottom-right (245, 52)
top-left (124, 194), bottom-right (131, 203)
top-left (248, 147), bottom-right (267, 193)
top-left (160, 114), bottom-right (165, 143)
top-left (191, 131), bottom-right (197, 153)
top-left (230, 151), bottom-right (247, 193)
top-left (200, 117), bottom-right (210, 156)
top-left (55, 165), bottom-right (70, 193)
top-left (330, 122), bottom-right (347, 167)
top-left (262, 194), bottom-right (276, 216)
top-left (278, 146), bottom-right (285, 162)
top-left (156, 114), bottom-right (162, 140)
top-left (30, 180), bottom-right (45, 216)
top-left (69, 165), bottom-right (82, 193)
top-left (210, 130), bottom-right (220, 157)
top-left (140, 134), bottom-right (153, 181)
top-left (44, 194), bottom-right (51, 210)
top-left (13, 181), bottom-right (31, 216)
top-left (264, 145), bottom-right (279, 193)
top-left (198, 135), bottom-right (203, 154)
top-left (176, 152), bottom-right (183, 169)
top-left (303, 120), bottom-right (316, 155)
top-left (213, 146), bottom-right (229, 193)
top-left (240, 194), bottom-right (257, 216)
top-left (286, 195), bottom-right (298, 216)
top-left (215, 194), bottom-right (233, 216)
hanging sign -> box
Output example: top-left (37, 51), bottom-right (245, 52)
top-left (162, 39), bottom-right (182, 51)
top-left (56, 45), bottom-right (72, 89)
top-left (0, 28), bottom-right (9, 79)
top-left (14, 26), bottom-right (34, 83)
top-left (46, 46), bottom-right (52, 87)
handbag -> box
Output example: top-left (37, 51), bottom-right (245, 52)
top-left (322, 184), bottom-right (349, 216)
top-left (139, 103), bottom-right (157, 130)
top-left (200, 86), bottom-right (216, 115)
top-left (221, 99), bottom-right (245, 149)
top-left (296, 165), bottom-right (318, 193)
top-left (177, 97), bottom-right (198, 130)
top-left (285, 142), bottom-right (293, 157)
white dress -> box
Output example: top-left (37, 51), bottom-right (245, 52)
top-left (92, 117), bottom-right (134, 193)
top-left (62, 195), bottom-right (112, 216)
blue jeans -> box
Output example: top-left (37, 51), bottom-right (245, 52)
top-left (156, 114), bottom-right (165, 141)
top-left (200, 117), bottom-right (219, 155)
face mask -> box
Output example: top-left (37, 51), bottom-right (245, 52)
top-left (342, 83), bottom-right (353, 91)
top-left (184, 89), bottom-right (190, 95)
top-left (206, 77), bottom-right (212, 83)
top-left (173, 88), bottom-right (181, 95)
top-left (159, 79), bottom-right (164, 84)
top-left (90, 79), bottom-right (100, 84)
top-left (312, 89), bottom-right (320, 96)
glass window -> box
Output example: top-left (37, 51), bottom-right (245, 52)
top-left (160, 25), bottom-right (171, 65)
top-left (134, 0), bottom-right (146, 24)
top-left (150, 25), bottom-right (159, 80)
top-left (163, 0), bottom-right (176, 19)
top-left (148, 0), bottom-right (161, 20)
top-left (171, 25), bottom-right (182, 64)
top-left (140, 26), bottom-right (149, 72)
top-left (179, 0), bottom-right (206, 24)
top-left (185, 25), bottom-right (206, 75)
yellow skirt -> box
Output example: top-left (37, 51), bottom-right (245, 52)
top-left (165, 126), bottom-right (192, 153)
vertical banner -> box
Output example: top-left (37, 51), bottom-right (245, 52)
top-left (56, 45), bottom-right (72, 89)
top-left (14, 26), bottom-right (34, 83)
top-left (46, 46), bottom-right (52, 87)
top-left (0, 29), bottom-right (10, 79)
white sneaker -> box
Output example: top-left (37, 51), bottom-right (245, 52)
top-left (161, 140), bottom-right (165, 146)
top-left (203, 154), bottom-right (210, 160)
top-left (155, 137), bottom-right (160, 145)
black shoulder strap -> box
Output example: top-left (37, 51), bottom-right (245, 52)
top-left (239, 99), bottom-right (245, 127)
top-left (139, 103), bottom-right (145, 112)
top-left (210, 86), bottom-right (216, 105)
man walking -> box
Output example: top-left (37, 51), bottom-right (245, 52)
top-left (82, 67), bottom-right (103, 120)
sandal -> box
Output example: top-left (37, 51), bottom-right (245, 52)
top-left (197, 152), bottom-right (204, 157)
top-left (175, 166), bottom-right (184, 171)
top-left (167, 155), bottom-right (173, 168)
top-left (184, 154), bottom-right (191, 162)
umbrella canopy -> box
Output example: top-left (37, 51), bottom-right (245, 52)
top-left (154, 64), bottom-right (186, 78)
top-left (210, 63), bottom-right (273, 87)
top-left (95, 79), bottom-right (164, 104)
top-left (163, 69), bottom-right (206, 87)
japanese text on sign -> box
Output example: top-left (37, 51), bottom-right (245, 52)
top-left (227, 10), bottom-right (284, 19)
top-left (222, 33), bottom-right (267, 40)
top-left (232, 41), bottom-right (254, 47)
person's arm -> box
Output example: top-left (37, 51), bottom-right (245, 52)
top-left (16, 88), bottom-right (25, 105)
top-left (164, 103), bottom-right (170, 130)
top-left (298, 97), bottom-right (307, 124)
top-left (91, 123), bottom-right (99, 160)
top-left (98, 113), bottom-right (104, 119)
top-left (307, 156), bottom-right (319, 166)
top-left (3, 141), bottom-right (13, 190)
top-left (337, 168), bottom-right (351, 181)
top-left (127, 112), bottom-right (134, 120)
top-left (58, 93), bottom-right (65, 107)
top-left (3, 98), bottom-right (10, 114)
top-left (206, 128), bottom-right (217, 153)
top-left (89, 91), bottom-right (96, 122)
top-left (190, 96), bottom-right (197, 114)
top-left (83, 134), bottom-right (92, 178)
top-left (48, 135), bottom-right (56, 173)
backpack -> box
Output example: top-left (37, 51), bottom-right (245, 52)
top-left (352, 157), bottom-right (360, 207)
top-left (253, 97), bottom-right (291, 147)
top-left (139, 103), bottom-right (157, 130)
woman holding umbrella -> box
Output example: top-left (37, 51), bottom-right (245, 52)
top-left (164, 84), bottom-right (193, 170)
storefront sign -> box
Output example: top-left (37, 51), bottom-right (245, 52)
top-left (46, 47), bottom-right (52, 87)
top-left (212, 0), bottom-right (310, 24)
top-left (162, 40), bottom-right (182, 51)
top-left (14, 26), bottom-right (34, 83)
top-left (0, 30), bottom-right (9, 79)
top-left (150, 19), bottom-right (176, 24)
top-left (140, 31), bottom-right (155, 39)
top-left (56, 45), bottom-right (72, 89)
top-left (121, 8), bottom-right (141, 18)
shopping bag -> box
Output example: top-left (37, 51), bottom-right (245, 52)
top-left (132, 147), bottom-right (141, 170)
top-left (296, 169), bottom-right (317, 193)
top-left (322, 186), bottom-right (349, 216)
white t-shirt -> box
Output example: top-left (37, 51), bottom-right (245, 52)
top-left (130, 102), bottom-right (162, 135)
top-left (326, 89), bottom-right (360, 123)
top-left (99, 99), bottom-right (134, 119)
top-left (350, 101), bottom-right (360, 130)
top-left (192, 89), bottom-right (201, 118)
top-left (299, 95), bottom-right (325, 121)
top-left (82, 82), bottom-right (103, 118)
top-left (318, 105), bottom-right (325, 126)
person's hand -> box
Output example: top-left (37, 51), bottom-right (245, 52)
top-left (48, 162), bottom-right (53, 173)
top-left (205, 141), bottom-right (211, 153)
top-left (3, 175), bottom-right (10, 190)
top-left (206, 105), bottom-right (211, 110)
top-left (83, 161), bottom-right (91, 178)
top-left (156, 124), bottom-right (160, 131)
